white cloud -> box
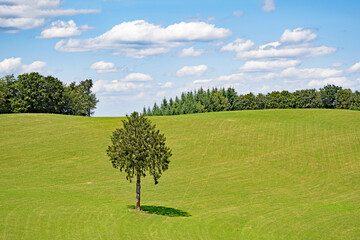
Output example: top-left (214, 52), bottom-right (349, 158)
top-left (281, 67), bottom-right (342, 79)
top-left (0, 1), bottom-right (99, 31)
top-left (193, 72), bottom-right (280, 86)
top-left (307, 77), bottom-right (354, 87)
top-left (259, 41), bottom-right (281, 49)
top-left (0, 57), bottom-right (22, 73)
top-left (262, 0), bottom-right (275, 12)
top-left (38, 20), bottom-right (92, 39)
top-left (93, 75), bottom-right (153, 93)
top-left (222, 28), bottom-right (335, 60)
top-left (123, 73), bottom-right (152, 82)
top-left (115, 47), bottom-right (170, 59)
top-left (0, 0), bottom-right (61, 8)
top-left (259, 85), bottom-right (270, 92)
top-left (239, 59), bottom-right (301, 72)
top-left (178, 47), bottom-right (204, 57)
top-left (217, 73), bottom-right (245, 81)
top-left (221, 38), bottom-right (255, 52)
top-left (176, 64), bottom-right (208, 77)
top-left (55, 20), bottom-right (232, 58)
top-left (280, 28), bottom-right (317, 43)
top-left (90, 61), bottom-right (117, 73)
top-left (0, 57), bottom-right (46, 74)
top-left (0, 17), bottom-right (44, 30)
top-left (22, 61), bottom-right (47, 73)
top-left (209, 41), bottom-right (224, 47)
top-left (238, 45), bottom-right (335, 59)
top-left (224, 40), bottom-right (335, 60)
top-left (193, 73), bottom-right (245, 84)
top-left (348, 62), bottom-right (360, 73)
top-left (162, 82), bottom-right (174, 88)
top-left (93, 80), bottom-right (138, 92)
top-left (233, 10), bottom-right (244, 17)
top-left (193, 79), bottom-right (212, 84)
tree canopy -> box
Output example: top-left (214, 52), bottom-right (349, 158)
top-left (107, 112), bottom-right (172, 211)
top-left (0, 72), bottom-right (98, 116)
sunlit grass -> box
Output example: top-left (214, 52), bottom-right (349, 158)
top-left (0, 109), bottom-right (359, 239)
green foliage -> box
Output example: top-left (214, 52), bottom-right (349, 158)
top-left (350, 91), bottom-right (360, 110)
top-left (320, 84), bottom-right (342, 108)
top-left (107, 112), bottom-right (172, 184)
top-left (211, 91), bottom-right (230, 112)
top-left (0, 73), bottom-right (98, 116)
top-left (145, 85), bottom-right (359, 116)
top-left (336, 88), bottom-right (353, 109)
top-left (0, 75), bottom-right (14, 113)
top-left (240, 93), bottom-right (257, 110)
top-left (63, 80), bottom-right (99, 116)
top-left (295, 89), bottom-right (323, 108)
top-left (9, 72), bottom-right (64, 113)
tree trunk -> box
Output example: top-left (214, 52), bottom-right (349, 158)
top-left (135, 174), bottom-right (141, 211)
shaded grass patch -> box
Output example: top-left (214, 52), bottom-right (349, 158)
top-left (127, 205), bottom-right (191, 217)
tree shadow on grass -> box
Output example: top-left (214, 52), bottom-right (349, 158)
top-left (127, 205), bottom-right (191, 217)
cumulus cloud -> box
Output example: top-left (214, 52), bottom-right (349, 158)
top-left (281, 67), bottom-right (342, 79)
top-left (222, 28), bottom-right (335, 60)
top-left (22, 61), bottom-right (47, 73)
top-left (55, 20), bottom-right (232, 58)
top-left (178, 47), bottom-right (204, 57)
top-left (307, 77), bottom-right (354, 87)
top-left (280, 28), bottom-right (317, 43)
top-left (93, 74), bottom-right (153, 93)
top-left (0, 57), bottom-right (46, 74)
top-left (93, 80), bottom-right (139, 93)
top-left (0, 0), bottom-right (99, 31)
top-left (176, 64), bottom-right (208, 77)
top-left (38, 20), bottom-right (92, 39)
top-left (221, 38), bottom-right (255, 52)
top-left (0, 57), bottom-right (22, 73)
top-left (162, 82), bottom-right (174, 88)
top-left (90, 61), bottom-right (117, 73)
top-left (262, 0), bottom-right (275, 12)
top-left (239, 59), bottom-right (301, 72)
top-left (123, 73), bottom-right (152, 82)
top-left (0, 17), bottom-right (44, 31)
top-left (348, 62), bottom-right (360, 73)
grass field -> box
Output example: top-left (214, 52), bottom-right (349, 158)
top-left (0, 109), bottom-right (359, 239)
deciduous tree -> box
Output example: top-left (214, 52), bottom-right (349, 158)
top-left (107, 112), bottom-right (172, 211)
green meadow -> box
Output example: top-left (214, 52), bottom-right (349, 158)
top-left (0, 109), bottom-right (359, 239)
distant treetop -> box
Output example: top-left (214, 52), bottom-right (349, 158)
top-left (144, 85), bottom-right (360, 116)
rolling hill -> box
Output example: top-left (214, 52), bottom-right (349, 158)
top-left (0, 109), bottom-right (359, 239)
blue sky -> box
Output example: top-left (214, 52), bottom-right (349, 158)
top-left (1, 0), bottom-right (360, 116)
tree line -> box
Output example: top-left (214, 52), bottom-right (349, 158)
top-left (0, 72), bottom-right (98, 116)
top-left (144, 85), bottom-right (360, 116)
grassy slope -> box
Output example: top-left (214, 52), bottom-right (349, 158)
top-left (0, 109), bottom-right (359, 240)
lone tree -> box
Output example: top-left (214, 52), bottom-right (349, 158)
top-left (107, 112), bottom-right (172, 211)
